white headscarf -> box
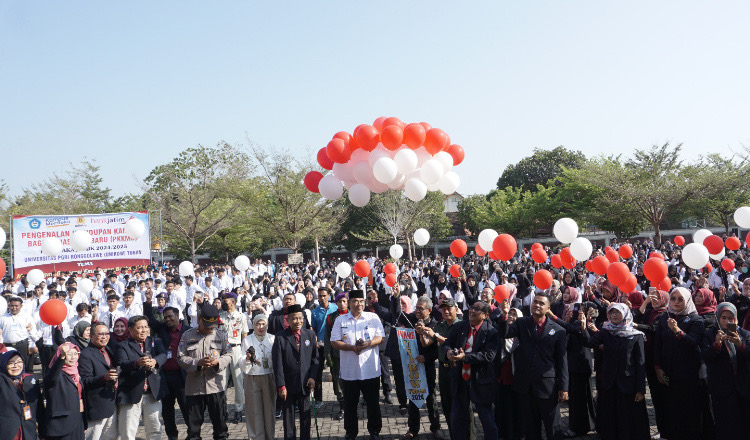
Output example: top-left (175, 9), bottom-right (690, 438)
top-left (602, 303), bottom-right (644, 337)
top-left (667, 287), bottom-right (697, 316)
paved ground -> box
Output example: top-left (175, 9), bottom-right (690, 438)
top-left (133, 368), bottom-right (660, 440)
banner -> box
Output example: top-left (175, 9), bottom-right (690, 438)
top-left (396, 327), bottom-right (429, 408)
top-left (12, 212), bottom-right (151, 276)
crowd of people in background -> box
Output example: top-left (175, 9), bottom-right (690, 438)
top-left (1, 233), bottom-right (749, 440)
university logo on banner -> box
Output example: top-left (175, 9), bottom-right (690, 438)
top-left (396, 327), bottom-right (429, 408)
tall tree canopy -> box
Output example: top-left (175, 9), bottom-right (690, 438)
top-left (496, 146), bottom-right (586, 192)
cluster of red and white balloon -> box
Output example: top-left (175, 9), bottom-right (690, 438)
top-left (303, 117), bottom-right (465, 207)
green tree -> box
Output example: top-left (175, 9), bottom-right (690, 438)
top-left (496, 146), bottom-right (586, 192)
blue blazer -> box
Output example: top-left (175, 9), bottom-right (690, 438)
top-left (78, 344), bottom-right (117, 421)
top-left (40, 357), bottom-right (87, 437)
top-left (114, 336), bottom-right (168, 404)
top-left (0, 373), bottom-right (42, 440)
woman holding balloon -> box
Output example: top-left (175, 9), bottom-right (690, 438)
top-left (41, 342), bottom-right (87, 440)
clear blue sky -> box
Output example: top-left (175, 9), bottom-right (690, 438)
top-left (2, 1), bottom-right (748, 199)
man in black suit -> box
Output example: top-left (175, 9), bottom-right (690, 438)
top-left (442, 301), bottom-right (499, 440)
top-left (115, 315), bottom-right (168, 440)
top-left (498, 294), bottom-right (569, 440)
top-left (273, 303), bottom-right (319, 440)
top-left (268, 292), bottom-right (311, 335)
top-left (79, 321), bottom-right (119, 440)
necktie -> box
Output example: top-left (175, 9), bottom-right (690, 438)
top-left (462, 328), bottom-right (475, 381)
top-left (294, 332), bottom-right (301, 351)
top-left (109, 315), bottom-right (113, 330)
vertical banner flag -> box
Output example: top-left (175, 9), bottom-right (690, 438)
top-left (12, 212), bottom-right (150, 276)
top-left (396, 327), bottom-right (429, 408)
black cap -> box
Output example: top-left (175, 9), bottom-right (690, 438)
top-left (286, 304), bottom-right (303, 315)
top-left (439, 298), bottom-right (457, 308)
top-left (349, 289), bottom-right (365, 299)
top-left (201, 304), bottom-right (220, 328)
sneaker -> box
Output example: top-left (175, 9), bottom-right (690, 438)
top-left (275, 410), bottom-right (281, 419)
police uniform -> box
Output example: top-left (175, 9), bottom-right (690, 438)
top-left (219, 297), bottom-right (249, 419)
top-left (177, 304), bottom-right (233, 440)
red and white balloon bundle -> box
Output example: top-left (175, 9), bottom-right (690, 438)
top-left (303, 117), bottom-right (465, 207)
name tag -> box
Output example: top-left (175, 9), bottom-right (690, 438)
top-left (262, 358), bottom-right (269, 369)
top-left (167, 351), bottom-right (173, 359)
top-left (233, 330), bottom-right (239, 339)
top-left (23, 405), bottom-right (32, 420)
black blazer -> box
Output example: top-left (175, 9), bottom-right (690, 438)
top-left (78, 345), bottom-right (117, 421)
top-left (268, 309), bottom-right (311, 336)
top-left (40, 357), bottom-right (87, 437)
top-left (653, 312), bottom-right (704, 379)
top-left (440, 319), bottom-right (499, 405)
top-left (550, 315), bottom-right (593, 376)
top-left (583, 329), bottom-right (646, 394)
top-left (0, 374), bottom-right (42, 440)
top-left (272, 327), bottom-right (319, 396)
top-left (701, 326), bottom-right (750, 399)
top-left (367, 302), bottom-right (392, 352)
top-left (114, 336), bottom-right (168, 404)
top-left (497, 316), bottom-right (569, 399)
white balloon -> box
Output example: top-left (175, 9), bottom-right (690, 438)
top-left (434, 151), bottom-right (453, 174)
top-left (368, 179), bottom-right (390, 194)
top-left (734, 206), bottom-right (750, 228)
top-left (394, 149), bottom-right (418, 175)
top-left (390, 244), bottom-right (404, 259)
top-left (426, 180), bottom-right (441, 192)
top-left (350, 148), bottom-right (369, 163)
top-left (710, 248), bottom-right (725, 261)
top-left (404, 178), bottom-right (428, 202)
top-left (78, 278), bottom-right (94, 294)
top-left (414, 228), bottom-right (430, 246)
top-left (368, 145), bottom-right (391, 168)
top-left (179, 261), bottom-right (194, 277)
top-left (0, 227), bottom-right (6, 249)
top-left (693, 229), bottom-right (712, 245)
top-left (438, 171), bottom-right (460, 195)
top-left (570, 237), bottom-right (593, 261)
top-left (41, 237), bottom-right (63, 257)
top-left (332, 162), bottom-right (354, 183)
top-left (319, 175), bottom-right (343, 200)
top-left (478, 229), bottom-right (498, 252)
top-left (373, 157), bottom-right (398, 184)
top-left (335, 262), bottom-right (351, 278)
top-left (352, 161), bottom-right (374, 185)
top-left (124, 218), bottom-right (146, 239)
top-left (682, 243), bottom-right (710, 269)
top-left (235, 255), bottom-right (251, 271)
top-left (27, 269), bottom-right (45, 286)
top-left (295, 293), bottom-right (306, 306)
top-left (348, 184), bottom-right (371, 207)
top-left (553, 218), bottom-right (579, 244)
top-left (420, 159), bottom-right (444, 184)
top-left (414, 147), bottom-right (431, 167)
top-left (70, 230), bottom-right (92, 252)
top-left (387, 173), bottom-right (406, 190)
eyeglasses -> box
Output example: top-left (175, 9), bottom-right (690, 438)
top-left (414, 307), bottom-right (426, 311)
top-left (669, 296), bottom-right (684, 302)
top-left (7, 360), bottom-right (24, 367)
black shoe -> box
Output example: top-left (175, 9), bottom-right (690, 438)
top-left (335, 409), bottom-right (345, 420)
top-left (275, 410), bottom-right (281, 419)
top-left (383, 393), bottom-right (393, 404)
top-left (370, 434), bottom-right (382, 440)
top-left (233, 411), bottom-right (243, 424)
top-left (399, 405), bottom-right (408, 415)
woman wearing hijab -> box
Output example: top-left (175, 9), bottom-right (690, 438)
top-left (0, 351), bottom-right (43, 440)
top-left (494, 307), bottom-right (524, 440)
top-left (240, 314), bottom-right (276, 440)
top-left (730, 278), bottom-right (750, 328)
top-left (583, 303), bottom-right (649, 440)
top-left (653, 287), bottom-right (711, 440)
top-left (551, 285), bottom-right (580, 319)
top-left (700, 302), bottom-right (750, 440)
top-left (108, 317), bottom-right (129, 350)
top-left (66, 321), bottom-right (90, 350)
top-left (41, 342), bottom-right (87, 440)
top-left (693, 288), bottom-right (717, 326)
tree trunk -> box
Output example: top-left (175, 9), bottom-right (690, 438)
top-left (190, 237), bottom-right (197, 264)
top-left (406, 236), bottom-right (413, 261)
top-left (653, 223), bottom-right (662, 247)
top-left (315, 237), bottom-right (320, 264)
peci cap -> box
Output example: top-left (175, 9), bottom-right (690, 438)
top-left (349, 290), bottom-right (365, 299)
top-left (286, 304), bottom-right (303, 315)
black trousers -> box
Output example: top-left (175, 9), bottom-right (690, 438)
top-left (7, 340), bottom-right (30, 373)
top-left (343, 377), bottom-right (382, 437)
top-left (37, 341), bottom-right (57, 377)
top-left (185, 392), bottom-right (228, 440)
top-left (518, 393), bottom-right (562, 440)
top-left (407, 361), bottom-right (439, 434)
top-left (711, 387), bottom-right (750, 440)
top-left (380, 350), bottom-right (393, 394)
top-left (495, 383), bottom-right (522, 440)
top-left (314, 347), bottom-right (325, 401)
top-left (567, 373), bottom-right (595, 435)
top-left (645, 367), bottom-right (668, 435)
top-left (330, 356), bottom-right (344, 403)
top-left (162, 371), bottom-right (187, 439)
top-left (597, 387), bottom-right (650, 440)
top-left (282, 392), bottom-right (312, 440)
top-left (450, 379), bottom-right (497, 440)
top-left (439, 364), bottom-right (475, 440)
top-left (390, 355), bottom-right (408, 407)
top-left (662, 377), bottom-right (711, 440)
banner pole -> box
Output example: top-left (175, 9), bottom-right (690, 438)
top-left (8, 215), bottom-right (14, 279)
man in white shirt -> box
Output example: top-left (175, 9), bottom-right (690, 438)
top-left (165, 279), bottom-right (186, 320)
top-left (117, 290), bottom-right (143, 319)
top-left (203, 278), bottom-right (220, 302)
top-left (216, 268), bottom-right (233, 293)
top-left (0, 296), bottom-right (41, 373)
top-left (330, 289), bottom-right (385, 440)
top-left (68, 303), bottom-right (93, 328)
top-left (99, 293), bottom-right (126, 331)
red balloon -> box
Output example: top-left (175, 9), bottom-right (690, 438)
top-left (403, 123), bottom-right (426, 149)
top-left (381, 125), bottom-right (404, 151)
top-left (649, 252), bottom-right (665, 260)
top-left (385, 273), bottom-right (398, 287)
top-left (354, 124), bottom-right (380, 151)
top-left (532, 248), bottom-right (548, 264)
top-left (488, 251), bottom-right (501, 261)
top-left (618, 244), bottom-right (633, 259)
top-left (317, 148), bottom-right (334, 170)
top-left (419, 122), bottom-right (432, 132)
top-left (492, 234), bottom-right (517, 261)
top-left (604, 246), bottom-right (614, 253)
top-left (560, 247), bottom-right (576, 268)
top-left (381, 117), bottom-right (405, 130)
top-left (384, 263), bottom-right (397, 274)
top-left (703, 235), bottom-right (724, 255)
top-left (333, 131), bottom-right (352, 145)
top-left (446, 144), bottom-right (465, 166)
top-left (726, 236), bottom-right (741, 251)
top-left (354, 260), bottom-right (371, 278)
top-left (674, 235), bottom-right (685, 246)
top-left (326, 138), bottom-right (349, 163)
top-left (592, 255), bottom-right (610, 276)
top-left (607, 262), bottom-right (630, 287)
top-left (550, 254), bottom-right (562, 269)
top-left (705, 263), bottom-right (713, 273)
top-left (303, 171), bottom-right (324, 193)
top-left (475, 243), bottom-right (487, 257)
top-left (605, 249), bottom-right (619, 263)
top-left (656, 277), bottom-right (672, 291)
top-left (39, 299), bottom-right (68, 326)
top-left (747, 233), bottom-right (750, 249)
top-left (494, 285), bottom-right (510, 303)
top-left (534, 270), bottom-right (554, 290)
top-left (620, 274), bottom-right (638, 294)
top-left (721, 258), bottom-right (735, 272)
top-left (562, 256), bottom-right (577, 270)
top-left (530, 242), bottom-right (543, 251)
top-left (0, 258), bottom-right (5, 278)
top-left (585, 260), bottom-right (594, 272)
top-left (372, 117), bottom-right (387, 132)
top-left (643, 258), bottom-right (668, 282)
top-left (450, 264), bottom-right (462, 278)
top-left (424, 128), bottom-right (449, 155)
top-left (450, 239), bottom-right (468, 258)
